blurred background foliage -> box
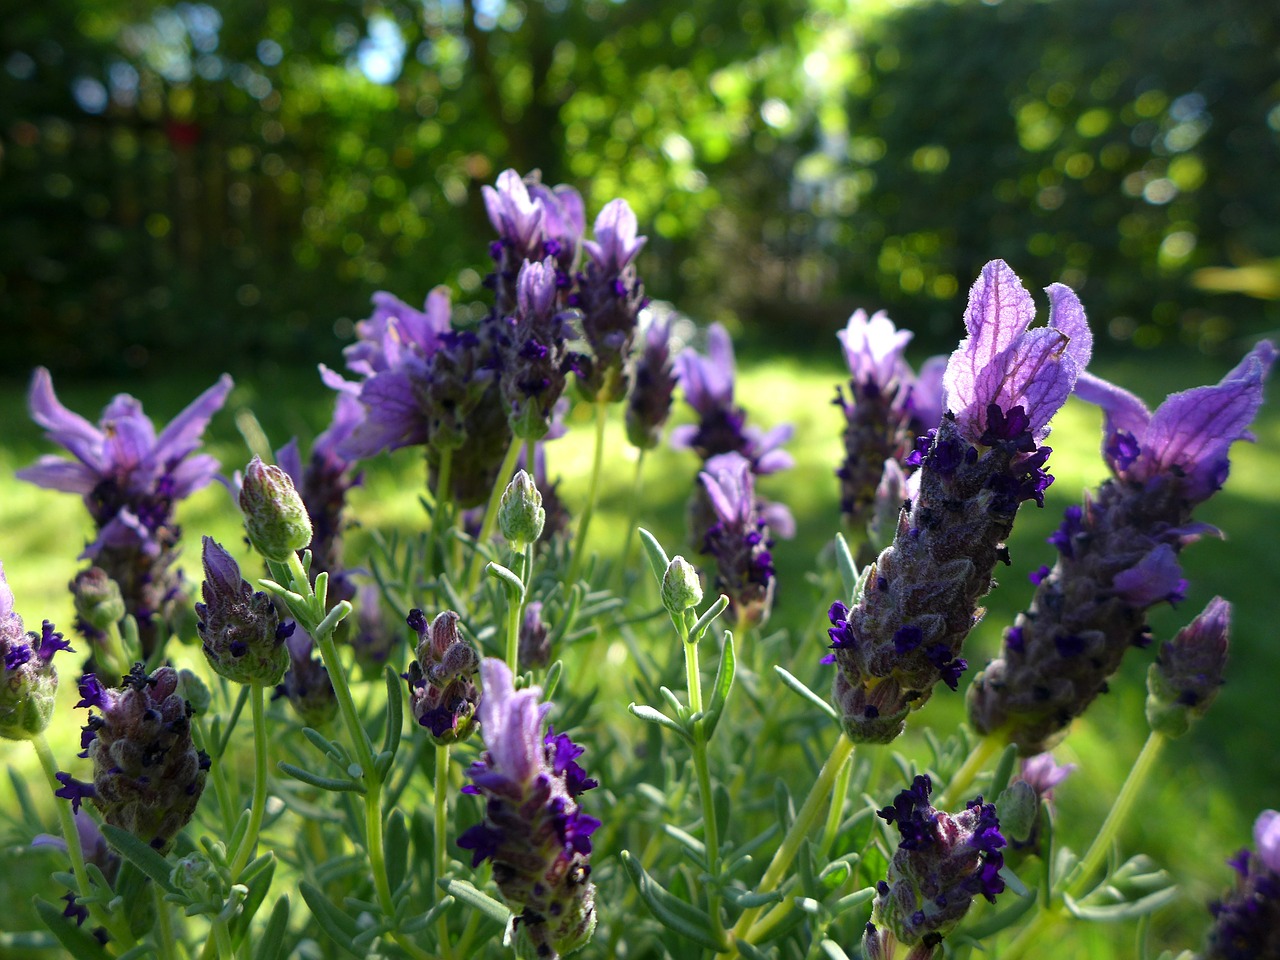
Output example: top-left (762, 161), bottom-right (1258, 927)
top-left (2, 0), bottom-right (1278, 377)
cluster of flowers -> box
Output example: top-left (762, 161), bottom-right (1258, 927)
top-left (4, 164), bottom-right (1277, 960)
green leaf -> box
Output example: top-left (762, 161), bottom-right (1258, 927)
top-left (737, 936), bottom-right (779, 960)
top-left (658, 685), bottom-right (688, 720)
top-left (703, 630), bottom-right (736, 740)
top-left (301, 727), bottom-right (347, 765)
top-left (773, 666), bottom-right (838, 721)
top-left (278, 762), bottom-right (366, 794)
top-left (315, 600), bottom-right (353, 641)
top-left (628, 702), bottom-right (694, 744)
top-left (400, 897), bottom-right (455, 934)
top-left (33, 898), bottom-right (111, 960)
top-left (253, 894), bottom-right (291, 960)
top-left (714, 782), bottom-right (731, 849)
top-left (382, 665), bottom-right (404, 760)
top-left (832, 886), bottom-right (877, 912)
top-left (689, 595), bottom-right (730, 645)
top-left (620, 851), bottom-right (727, 951)
top-left (989, 743), bottom-right (1019, 798)
top-left (820, 940), bottom-right (853, 960)
top-left (543, 659), bottom-right (564, 701)
top-left (385, 809), bottom-right (410, 894)
top-left (233, 857), bottom-right (277, 946)
top-left (834, 533), bottom-right (859, 601)
top-left (299, 881), bottom-right (360, 955)
top-left (638, 528), bottom-right (671, 586)
top-left (437, 879), bottom-right (512, 926)
top-left (100, 824), bottom-right (177, 894)
top-left (1063, 886), bottom-right (1180, 922)
top-left (958, 888), bottom-right (1037, 939)
top-left (721, 887), bottom-right (783, 909)
top-left (485, 562), bottom-right (525, 598)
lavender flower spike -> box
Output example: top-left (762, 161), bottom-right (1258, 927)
top-left (968, 342), bottom-right (1274, 754)
top-left (458, 659), bottom-right (598, 959)
top-left (864, 775), bottom-right (1006, 955)
top-left (829, 262), bottom-right (1090, 744)
top-left (18, 368), bottom-right (232, 659)
top-left (1, 562), bottom-right (73, 740)
top-left (698, 452), bottom-right (780, 627)
top-left (625, 317), bottom-right (678, 450)
top-left (1204, 809), bottom-right (1280, 959)
top-left (1146, 596), bottom-right (1230, 738)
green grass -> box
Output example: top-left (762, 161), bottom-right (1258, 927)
top-left (0, 342), bottom-right (1276, 958)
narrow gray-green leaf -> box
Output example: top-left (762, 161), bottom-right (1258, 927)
top-left (834, 533), bottom-right (859, 601)
top-left (638, 528), bottom-right (671, 586)
top-left (278, 762), bottom-right (366, 794)
top-left (400, 897), bottom-right (455, 933)
top-left (1063, 886), bottom-right (1180, 922)
top-left (253, 894), bottom-right (291, 960)
top-left (773, 666), bottom-right (838, 721)
top-left (689, 595), bottom-right (730, 645)
top-left (100, 824), bottom-right (177, 894)
top-left (620, 851), bottom-right (726, 951)
top-left (438, 879), bottom-right (512, 925)
top-left (299, 882), bottom-right (360, 955)
top-left (382, 665), bottom-right (403, 759)
top-left (628, 703), bottom-right (694, 744)
top-left (33, 898), bottom-right (111, 960)
top-left (703, 630), bottom-right (736, 741)
top-left (385, 809), bottom-right (410, 894)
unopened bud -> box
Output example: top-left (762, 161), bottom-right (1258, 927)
top-left (1146, 596), bottom-right (1230, 738)
top-left (239, 456), bottom-right (312, 561)
top-left (661, 556), bottom-right (703, 615)
top-left (176, 669), bottom-right (212, 716)
top-left (995, 780), bottom-right (1039, 845)
top-left (498, 470), bottom-right (545, 547)
top-left (71, 568), bottom-right (126, 632)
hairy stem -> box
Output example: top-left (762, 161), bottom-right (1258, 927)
top-left (228, 684), bottom-right (268, 880)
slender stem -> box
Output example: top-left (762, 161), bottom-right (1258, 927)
top-left (32, 734), bottom-right (91, 905)
top-left (154, 881), bottom-right (179, 960)
top-left (682, 624), bottom-right (724, 946)
top-left (729, 735), bottom-right (856, 951)
top-left (613, 450), bottom-right (647, 591)
top-left (566, 401), bottom-right (608, 587)
top-left (1067, 730), bottom-right (1165, 897)
top-left (465, 436), bottom-right (524, 593)
top-left (365, 787), bottom-right (394, 916)
top-left (213, 918), bottom-right (235, 960)
top-left (935, 734), bottom-right (1002, 810)
top-left (215, 685), bottom-right (251, 759)
top-left (194, 720), bottom-right (237, 833)
top-left (819, 749), bottom-right (854, 859)
top-left (426, 448), bottom-right (453, 579)
top-left (504, 546), bottom-right (527, 675)
top-left (228, 684), bottom-right (268, 879)
top-left (435, 744), bottom-right (455, 960)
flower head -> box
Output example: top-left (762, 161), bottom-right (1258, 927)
top-left (1146, 596), bottom-right (1230, 738)
top-left (1075, 340), bottom-right (1276, 504)
top-left (484, 169), bottom-right (585, 316)
top-left (404, 610), bottom-right (480, 745)
top-left (1, 564), bottom-right (71, 741)
top-left (240, 457), bottom-right (313, 561)
top-left (1204, 809), bottom-right (1280, 959)
top-left (500, 259), bottom-right (576, 441)
top-left (458, 659), bottom-right (598, 959)
top-left (866, 775), bottom-right (1006, 949)
top-left (76, 664), bottom-right (209, 851)
top-left (626, 316), bottom-right (679, 450)
top-left (195, 537), bottom-right (290, 686)
top-left (698, 453), bottom-right (782, 626)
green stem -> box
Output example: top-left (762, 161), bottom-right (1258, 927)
top-left (612, 450), bottom-right (647, 591)
top-left (426, 447), bottom-right (453, 579)
top-left (194, 720), bottom-right (237, 834)
top-left (681, 624), bottom-right (725, 947)
top-left (729, 735), bottom-right (856, 952)
top-left (465, 436), bottom-right (524, 593)
top-left (935, 734), bottom-right (1002, 810)
top-left (215, 685), bottom-right (251, 760)
top-left (154, 880), bottom-right (178, 960)
top-left (819, 749), bottom-right (853, 859)
top-left (228, 684), bottom-right (268, 880)
top-left (566, 401), bottom-right (608, 587)
top-left (213, 918), bottom-right (234, 960)
top-left (1067, 730), bottom-right (1165, 897)
top-left (504, 547), bottom-right (528, 675)
top-left (435, 744), bottom-right (455, 960)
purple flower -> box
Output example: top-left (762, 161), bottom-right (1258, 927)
top-left (1075, 340), bottom-right (1276, 504)
top-left (483, 169), bottom-right (585, 317)
top-left (839, 309), bottom-right (915, 389)
top-left (672, 323), bottom-right (795, 475)
top-left (1205, 809), bottom-right (1280, 959)
top-left (519, 601), bottom-right (552, 669)
top-left (1017, 753), bottom-right (1076, 800)
top-left (500, 259), bottom-right (576, 441)
top-left (17, 369), bottom-right (232, 659)
top-left (942, 260), bottom-right (1091, 447)
top-left (275, 628), bottom-right (338, 728)
top-left (75, 665), bottom-right (209, 852)
top-left (866, 775), bottom-right (1006, 951)
top-left (1146, 596), bottom-right (1230, 737)
top-left (404, 610), bottom-right (480, 745)
top-left (830, 263), bottom-right (1090, 744)
top-left (969, 343), bottom-right (1274, 754)
top-left (1, 563), bottom-right (70, 741)
top-left (458, 659), bottom-right (598, 959)
top-left (574, 198), bottom-right (649, 402)
top-left (196, 537), bottom-right (289, 686)
top-left (626, 317), bottom-right (679, 450)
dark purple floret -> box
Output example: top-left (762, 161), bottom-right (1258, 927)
top-left (1048, 505), bottom-right (1084, 558)
top-left (76, 675), bottom-right (110, 710)
top-left (4, 642), bottom-right (31, 670)
top-left (55, 772), bottom-right (97, 813)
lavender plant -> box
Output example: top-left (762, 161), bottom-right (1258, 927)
top-left (4, 166), bottom-right (1276, 960)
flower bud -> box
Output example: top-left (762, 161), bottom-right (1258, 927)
top-left (239, 456), bottom-right (313, 561)
top-left (1, 620), bottom-right (71, 741)
top-left (276, 630), bottom-right (338, 728)
top-left (71, 568), bottom-right (126, 632)
top-left (661, 556), bottom-right (704, 616)
top-left (404, 609), bottom-right (480, 745)
top-left (176, 669), bottom-right (212, 715)
top-left (995, 780), bottom-right (1039, 845)
top-left (195, 537), bottom-right (289, 686)
top-left (1146, 596), bottom-right (1230, 738)
top-left (498, 470), bottom-right (545, 548)
top-left (518, 601), bottom-right (551, 668)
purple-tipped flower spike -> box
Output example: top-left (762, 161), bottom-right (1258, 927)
top-left (275, 629), bottom-right (338, 728)
top-left (277, 390), bottom-right (364, 608)
top-left (70, 567), bottom-right (126, 641)
top-left (240, 457), bottom-right (313, 562)
top-left (574, 198), bottom-right (648, 403)
top-left (968, 343), bottom-right (1273, 754)
top-left (1204, 809), bottom-right (1280, 959)
top-left (458, 659), bottom-right (599, 959)
top-left (1, 563), bottom-right (72, 741)
top-left (626, 317), bottom-right (679, 451)
top-left (500, 259), bottom-right (576, 442)
top-left (404, 610), bottom-right (480, 745)
top-left (195, 537), bottom-right (289, 686)
top-left (518, 601), bottom-right (552, 669)
top-left (866, 774), bottom-right (1006, 951)
top-left (17, 368), bottom-right (232, 659)
top-left (484, 170), bottom-right (586, 315)
top-left (77, 664), bottom-right (209, 852)
top-left (527, 180), bottom-right (587, 277)
top-left (1146, 596), bottom-right (1230, 738)
top-left (672, 323), bottom-right (796, 475)
top-left (834, 309), bottom-right (922, 526)
top-left (829, 263), bottom-right (1091, 744)
top-left (698, 453), bottom-right (778, 627)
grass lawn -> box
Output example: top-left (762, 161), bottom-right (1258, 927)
top-left (0, 338), bottom-right (1276, 958)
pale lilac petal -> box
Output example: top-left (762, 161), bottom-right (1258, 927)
top-left (152, 375), bottom-right (233, 467)
top-left (313, 391), bottom-right (365, 464)
top-left (944, 260), bottom-right (1037, 420)
top-left (909, 355), bottom-right (948, 430)
top-left (478, 658), bottom-right (544, 786)
top-left (1112, 544), bottom-right (1184, 607)
top-left (277, 438), bottom-right (304, 487)
top-left (753, 449), bottom-right (796, 475)
top-left (28, 367), bottom-right (105, 469)
top-left (15, 456), bottom-right (99, 494)
top-left (104, 407), bottom-right (156, 479)
top-left (760, 500), bottom-right (795, 540)
top-left (319, 364), bottom-right (361, 395)
top-left (1073, 372), bottom-right (1151, 439)
top-left (669, 424), bottom-right (699, 449)
top-left (517, 259), bottom-right (558, 318)
top-left (82, 510), bottom-right (158, 560)
top-left (1019, 753), bottom-right (1076, 798)
top-left (700, 472), bottom-right (739, 524)
top-left (994, 326), bottom-right (1073, 438)
top-left (166, 453), bottom-right (222, 500)
top-left (584, 198), bottom-right (646, 272)
top-left (1045, 283), bottom-right (1092, 374)
top-left (0, 561), bottom-right (13, 621)
top-left (705, 324), bottom-right (736, 398)
top-left (838, 309), bottom-right (913, 386)
top-left (1254, 810), bottom-right (1280, 874)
